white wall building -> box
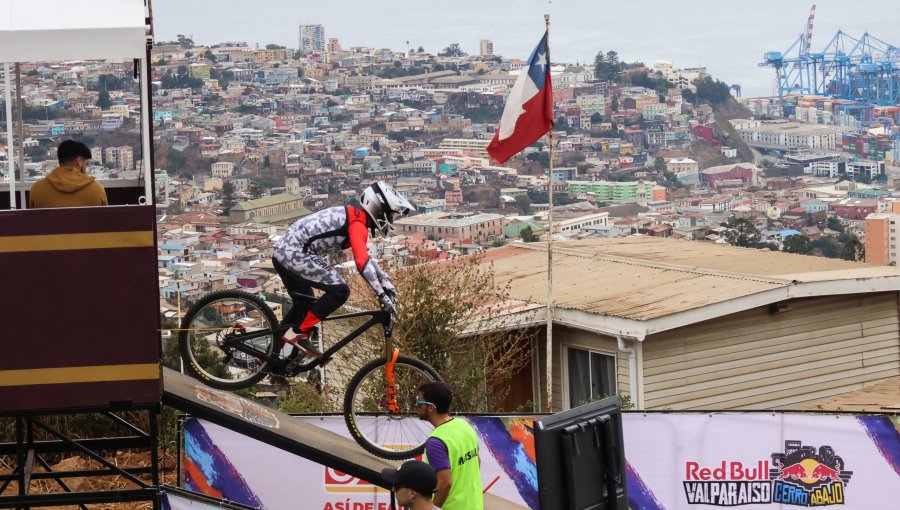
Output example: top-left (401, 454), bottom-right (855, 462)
top-left (299, 24), bottom-right (325, 54)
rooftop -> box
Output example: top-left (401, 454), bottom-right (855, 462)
top-left (396, 212), bottom-right (504, 228)
top-left (483, 237), bottom-right (900, 339)
top-left (229, 193), bottom-right (304, 211)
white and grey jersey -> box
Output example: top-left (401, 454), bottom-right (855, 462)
top-left (273, 206), bottom-right (392, 296)
top-left (275, 206), bottom-right (351, 258)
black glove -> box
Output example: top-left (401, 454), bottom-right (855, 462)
top-left (378, 293), bottom-right (396, 314)
top-left (384, 287), bottom-right (397, 302)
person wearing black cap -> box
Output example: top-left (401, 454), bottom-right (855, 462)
top-left (381, 460), bottom-right (438, 510)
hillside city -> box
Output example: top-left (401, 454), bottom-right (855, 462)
top-left (3, 26), bottom-right (900, 321)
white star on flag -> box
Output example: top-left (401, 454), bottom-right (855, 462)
top-left (534, 52), bottom-right (547, 73)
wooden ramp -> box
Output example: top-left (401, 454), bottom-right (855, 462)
top-left (162, 368), bottom-right (527, 510)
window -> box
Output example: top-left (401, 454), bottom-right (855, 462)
top-left (567, 346), bottom-right (616, 408)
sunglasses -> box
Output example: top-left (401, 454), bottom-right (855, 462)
top-left (415, 398), bottom-right (435, 407)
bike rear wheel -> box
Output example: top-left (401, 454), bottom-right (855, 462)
top-left (179, 290), bottom-right (279, 390)
top-left (344, 355), bottom-right (441, 460)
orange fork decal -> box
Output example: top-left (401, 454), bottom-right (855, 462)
top-left (385, 347), bottom-right (400, 414)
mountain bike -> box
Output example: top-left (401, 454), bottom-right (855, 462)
top-left (178, 289), bottom-right (441, 460)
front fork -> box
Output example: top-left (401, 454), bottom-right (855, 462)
top-left (385, 347), bottom-right (400, 414)
top-left (384, 319), bottom-right (400, 414)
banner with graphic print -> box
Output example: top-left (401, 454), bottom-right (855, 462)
top-left (181, 413), bottom-right (899, 510)
top-left (624, 413), bottom-right (899, 509)
top-left (182, 416), bottom-right (535, 509)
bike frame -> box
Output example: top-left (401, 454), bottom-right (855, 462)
top-left (222, 308), bottom-right (394, 374)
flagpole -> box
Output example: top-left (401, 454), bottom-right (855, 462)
top-left (543, 13), bottom-right (554, 413)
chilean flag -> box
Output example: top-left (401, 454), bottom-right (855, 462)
top-left (487, 31), bottom-right (554, 164)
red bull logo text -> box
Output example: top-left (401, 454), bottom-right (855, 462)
top-left (683, 461), bottom-right (772, 505)
top-left (770, 440), bottom-right (852, 507)
top-left (682, 441), bottom-right (852, 507)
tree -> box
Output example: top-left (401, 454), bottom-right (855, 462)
top-left (840, 237), bottom-right (865, 261)
top-left (590, 112), bottom-right (603, 124)
top-left (247, 182), bottom-right (263, 200)
top-left (782, 234), bottom-right (812, 255)
top-left (90, 74), bottom-right (125, 92)
top-left (371, 140), bottom-right (381, 152)
top-left (594, 50), bottom-right (624, 82)
top-left (514, 194), bottom-right (531, 214)
top-left (96, 90), bottom-right (112, 110)
top-left (519, 226), bottom-right (537, 242)
top-left (593, 51), bottom-right (607, 81)
top-left (693, 76), bottom-right (732, 105)
top-left (526, 151), bottom-right (550, 168)
top-left (610, 93), bottom-right (619, 112)
top-left (628, 71), bottom-right (673, 94)
top-left (176, 34), bottom-right (194, 48)
top-left (661, 170), bottom-right (684, 189)
top-left (604, 51), bottom-right (621, 82)
top-left (438, 43), bottom-right (467, 58)
top-left (416, 46), bottom-right (425, 53)
top-left (722, 219), bottom-right (762, 248)
top-left (563, 153), bottom-right (586, 166)
top-left (265, 44), bottom-right (286, 50)
top-left (826, 217), bottom-right (844, 233)
top-left (681, 88), bottom-right (696, 104)
top-left (361, 254), bottom-right (534, 411)
top-left (166, 149), bottom-right (186, 172)
top-left (812, 237), bottom-right (842, 258)
top-left (221, 181), bottom-right (235, 213)
top-left (203, 49), bottom-right (216, 62)
top-left (653, 156), bottom-right (668, 173)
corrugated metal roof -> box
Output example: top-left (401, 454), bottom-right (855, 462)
top-left (487, 237), bottom-right (900, 321)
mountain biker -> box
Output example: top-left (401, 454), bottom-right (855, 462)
top-left (272, 181), bottom-right (414, 359)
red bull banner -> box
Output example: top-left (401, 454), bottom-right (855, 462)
top-left (182, 413), bottom-right (900, 509)
top-left (625, 413), bottom-right (899, 509)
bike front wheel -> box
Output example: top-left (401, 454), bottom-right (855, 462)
top-left (344, 356), bottom-right (441, 460)
top-left (179, 290), bottom-right (279, 390)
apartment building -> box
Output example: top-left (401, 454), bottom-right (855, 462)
top-left (735, 121), bottom-right (845, 150)
top-left (438, 138), bottom-right (490, 156)
top-left (189, 63), bottom-right (211, 80)
top-left (479, 39), bottom-right (493, 57)
top-left (864, 203), bottom-right (900, 265)
top-left (103, 145), bottom-right (133, 170)
top-left (667, 157), bottom-right (699, 176)
top-left (566, 180), bottom-right (658, 203)
top-left (394, 212), bottom-right (505, 241)
top-left (575, 94), bottom-right (605, 113)
top-left (211, 161), bottom-right (235, 179)
top-left (299, 24), bottom-right (325, 54)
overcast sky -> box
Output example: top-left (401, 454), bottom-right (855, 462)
top-left (152, 0), bottom-right (896, 97)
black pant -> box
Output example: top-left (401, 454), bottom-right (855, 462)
top-left (272, 257), bottom-right (350, 328)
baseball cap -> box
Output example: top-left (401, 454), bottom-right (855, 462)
top-left (381, 460), bottom-right (436, 497)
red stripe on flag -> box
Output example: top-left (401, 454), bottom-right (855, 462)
top-left (487, 72), bottom-right (554, 164)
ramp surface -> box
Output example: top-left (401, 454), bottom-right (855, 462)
top-left (162, 368), bottom-right (526, 510)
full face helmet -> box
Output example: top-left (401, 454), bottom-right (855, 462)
top-left (358, 181), bottom-right (415, 236)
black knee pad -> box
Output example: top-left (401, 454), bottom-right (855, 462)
top-left (331, 284), bottom-right (351, 302)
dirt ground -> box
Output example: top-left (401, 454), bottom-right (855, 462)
top-left (0, 450), bottom-right (178, 509)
